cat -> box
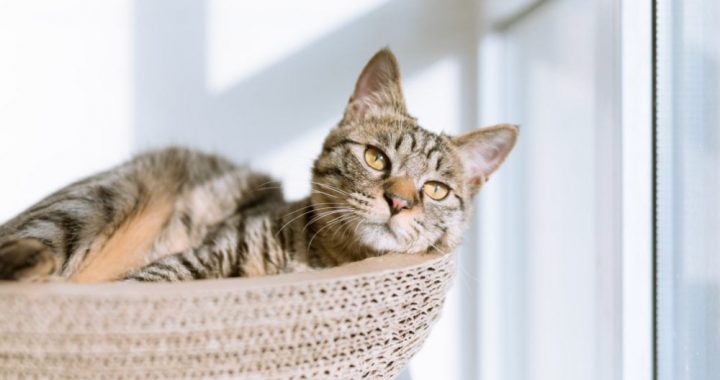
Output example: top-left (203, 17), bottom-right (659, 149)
top-left (0, 49), bottom-right (517, 283)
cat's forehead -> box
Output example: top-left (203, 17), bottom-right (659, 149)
top-left (345, 121), bottom-right (461, 179)
top-left (346, 120), bottom-right (431, 145)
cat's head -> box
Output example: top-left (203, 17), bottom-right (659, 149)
top-left (311, 49), bottom-right (517, 258)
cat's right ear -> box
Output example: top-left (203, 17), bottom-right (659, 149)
top-left (342, 48), bottom-right (408, 123)
top-left (453, 124), bottom-right (518, 194)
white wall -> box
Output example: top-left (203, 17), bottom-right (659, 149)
top-left (0, 0), bottom-right (133, 220)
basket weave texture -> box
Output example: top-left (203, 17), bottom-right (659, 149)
top-left (0, 252), bottom-right (454, 379)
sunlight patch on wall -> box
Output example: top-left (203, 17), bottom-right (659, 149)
top-left (0, 0), bottom-right (133, 221)
top-left (207, 0), bottom-right (388, 94)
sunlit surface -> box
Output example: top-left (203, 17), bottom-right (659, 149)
top-left (207, 0), bottom-right (388, 93)
top-left (0, 1), bottom-right (133, 221)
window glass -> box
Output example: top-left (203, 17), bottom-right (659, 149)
top-left (656, 1), bottom-right (720, 379)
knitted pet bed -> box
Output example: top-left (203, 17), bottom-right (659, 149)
top-left (0, 252), bottom-right (454, 379)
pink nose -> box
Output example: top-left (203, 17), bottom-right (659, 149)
top-left (384, 192), bottom-right (412, 214)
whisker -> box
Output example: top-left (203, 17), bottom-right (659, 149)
top-left (307, 214), bottom-right (352, 243)
top-left (353, 215), bottom-right (364, 237)
top-left (282, 203), bottom-right (345, 217)
top-left (276, 207), bottom-right (349, 237)
top-left (312, 181), bottom-right (352, 197)
top-left (256, 179), bottom-right (282, 187)
top-left (330, 214), bottom-right (357, 235)
top-left (307, 214), bottom-right (356, 252)
top-left (339, 216), bottom-right (366, 249)
top-left (303, 209), bottom-right (353, 231)
top-left (333, 215), bottom-right (361, 240)
top-left (311, 189), bottom-right (342, 200)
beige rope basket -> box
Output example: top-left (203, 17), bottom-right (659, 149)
top-left (0, 252), bottom-right (454, 379)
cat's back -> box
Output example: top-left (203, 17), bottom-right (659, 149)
top-left (125, 146), bottom-right (238, 186)
top-left (0, 146), bottom-right (284, 282)
top-left (70, 146), bottom-right (284, 282)
top-left (118, 146), bottom-right (282, 216)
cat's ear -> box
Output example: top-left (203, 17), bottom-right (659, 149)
top-left (453, 124), bottom-right (518, 194)
top-left (343, 48), bottom-right (407, 122)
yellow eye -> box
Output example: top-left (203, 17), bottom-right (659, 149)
top-left (364, 146), bottom-right (388, 171)
top-left (423, 181), bottom-right (450, 200)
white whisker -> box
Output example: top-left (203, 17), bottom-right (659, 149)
top-left (276, 206), bottom-right (348, 236)
top-left (307, 214), bottom-right (356, 252)
top-left (282, 203), bottom-right (345, 217)
top-left (312, 181), bottom-right (352, 197)
top-left (311, 189), bottom-right (342, 200)
top-left (303, 209), bottom-right (353, 231)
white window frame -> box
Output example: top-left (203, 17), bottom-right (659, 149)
top-left (620, 0), bottom-right (654, 379)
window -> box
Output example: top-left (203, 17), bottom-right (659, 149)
top-left (478, 1), bottom-right (622, 379)
top-left (656, 0), bottom-right (720, 378)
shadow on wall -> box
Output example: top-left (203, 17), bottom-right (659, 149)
top-left (133, 0), bottom-right (478, 161)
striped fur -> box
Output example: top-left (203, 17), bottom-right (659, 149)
top-left (0, 49), bottom-right (517, 282)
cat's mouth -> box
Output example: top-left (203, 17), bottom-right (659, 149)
top-left (352, 217), bottom-right (413, 252)
top-left (377, 222), bottom-right (399, 239)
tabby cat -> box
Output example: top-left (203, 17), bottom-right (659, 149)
top-left (0, 49), bottom-right (517, 283)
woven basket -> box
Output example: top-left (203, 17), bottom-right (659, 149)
top-left (0, 252), bottom-right (454, 379)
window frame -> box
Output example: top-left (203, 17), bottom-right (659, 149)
top-left (620, 0), bottom-right (655, 379)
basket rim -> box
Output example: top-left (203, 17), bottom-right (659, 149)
top-left (0, 252), bottom-right (451, 297)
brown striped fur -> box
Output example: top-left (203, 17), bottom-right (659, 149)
top-left (71, 195), bottom-right (175, 282)
top-left (0, 49), bottom-right (518, 282)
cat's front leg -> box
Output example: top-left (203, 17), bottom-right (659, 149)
top-left (0, 238), bottom-right (60, 281)
top-left (121, 216), bottom-right (245, 282)
top-left (121, 247), bottom-right (224, 282)
top-left (0, 170), bottom-right (145, 281)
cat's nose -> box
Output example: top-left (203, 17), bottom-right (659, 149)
top-left (384, 176), bottom-right (416, 215)
top-left (384, 191), bottom-right (413, 215)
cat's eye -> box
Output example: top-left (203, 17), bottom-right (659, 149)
top-left (423, 181), bottom-right (450, 200)
top-left (364, 146), bottom-right (389, 171)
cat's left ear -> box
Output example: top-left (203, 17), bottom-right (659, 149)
top-left (453, 124), bottom-right (518, 194)
top-left (343, 48), bottom-right (408, 123)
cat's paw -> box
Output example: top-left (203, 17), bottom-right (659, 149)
top-left (0, 239), bottom-right (58, 280)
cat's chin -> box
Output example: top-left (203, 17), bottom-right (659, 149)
top-left (353, 221), bottom-right (411, 252)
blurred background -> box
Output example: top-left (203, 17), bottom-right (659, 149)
top-left (0, 0), bottom-right (717, 379)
